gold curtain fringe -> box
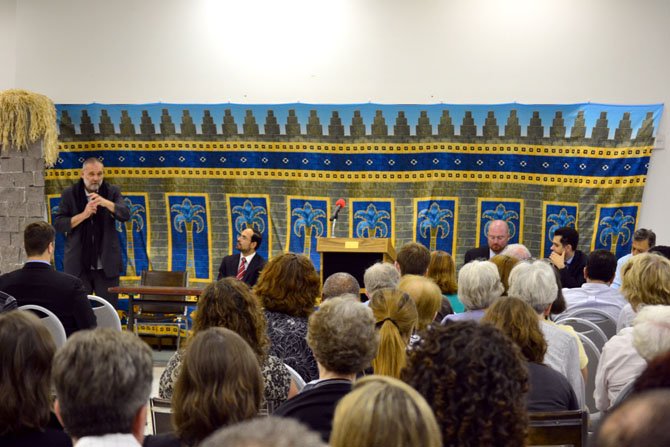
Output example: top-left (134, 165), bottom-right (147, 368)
top-left (0, 89), bottom-right (58, 167)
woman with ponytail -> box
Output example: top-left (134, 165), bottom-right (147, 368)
top-left (369, 288), bottom-right (418, 378)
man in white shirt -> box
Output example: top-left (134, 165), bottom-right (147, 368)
top-left (563, 249), bottom-right (628, 321)
top-left (52, 329), bottom-right (153, 447)
top-left (611, 228), bottom-right (655, 289)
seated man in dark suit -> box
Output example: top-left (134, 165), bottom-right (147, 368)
top-left (0, 221), bottom-right (96, 336)
top-left (464, 219), bottom-right (511, 264)
top-left (549, 226), bottom-right (587, 289)
top-left (217, 228), bottom-right (266, 287)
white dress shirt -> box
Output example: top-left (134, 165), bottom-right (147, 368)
top-left (541, 320), bottom-right (585, 409)
top-left (563, 282), bottom-right (628, 321)
top-left (616, 303), bottom-right (636, 333)
top-left (594, 327), bottom-right (647, 412)
top-left (611, 253), bottom-right (632, 290)
top-left (76, 433), bottom-right (142, 447)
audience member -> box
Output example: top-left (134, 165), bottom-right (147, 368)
top-left (617, 251), bottom-right (670, 331)
top-left (633, 350), bottom-right (670, 394)
top-left (489, 254), bottom-right (519, 295)
top-left (441, 260), bottom-right (503, 323)
top-left (274, 297), bottom-right (378, 442)
top-left (426, 250), bottom-right (461, 315)
top-left (321, 272), bottom-right (360, 301)
top-left (395, 242), bottom-right (430, 276)
top-left (159, 278), bottom-right (292, 411)
top-left (0, 221), bottom-right (96, 336)
top-left (483, 297), bottom-right (579, 411)
top-left (0, 311), bottom-right (71, 447)
top-left (612, 228), bottom-right (655, 289)
top-left (548, 227), bottom-right (587, 288)
top-left (363, 262), bottom-right (400, 300)
top-left (464, 219), bottom-right (511, 264)
top-left (369, 288), bottom-right (418, 378)
top-left (330, 376), bottom-right (442, 447)
top-left (595, 304), bottom-right (670, 412)
top-left (508, 259), bottom-right (585, 407)
top-left (398, 275), bottom-right (442, 331)
top-left (148, 328), bottom-right (263, 447)
top-left (201, 417), bottom-right (325, 447)
top-left (52, 329), bottom-right (153, 447)
top-left (649, 245), bottom-right (670, 259)
top-left (563, 249), bottom-right (627, 321)
top-left (594, 390), bottom-right (670, 447)
top-left (501, 243), bottom-right (532, 260)
top-left (254, 253), bottom-right (321, 381)
top-left (403, 322), bottom-right (528, 447)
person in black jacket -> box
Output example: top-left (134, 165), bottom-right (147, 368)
top-left (54, 158), bottom-right (129, 308)
top-left (0, 222), bottom-right (96, 336)
top-left (463, 219), bottom-right (511, 265)
top-left (549, 227), bottom-right (587, 289)
top-left (217, 228), bottom-right (266, 287)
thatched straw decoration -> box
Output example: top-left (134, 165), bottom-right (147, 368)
top-left (0, 89), bottom-right (58, 167)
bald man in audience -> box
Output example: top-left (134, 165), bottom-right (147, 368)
top-left (322, 272), bottom-right (360, 301)
top-left (464, 220), bottom-right (511, 264)
top-left (595, 390), bottom-right (670, 447)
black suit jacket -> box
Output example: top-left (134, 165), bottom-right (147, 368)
top-left (559, 250), bottom-right (588, 289)
top-left (53, 183), bottom-right (130, 279)
top-left (0, 262), bottom-right (97, 336)
top-left (463, 246), bottom-right (491, 264)
top-left (217, 253), bottom-right (266, 287)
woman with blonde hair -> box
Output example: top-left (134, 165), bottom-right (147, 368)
top-left (254, 252), bottom-right (321, 381)
top-left (330, 375), bottom-right (442, 447)
top-left (159, 277), bottom-right (292, 411)
top-left (147, 328), bottom-right (263, 447)
top-left (483, 297), bottom-right (579, 411)
top-left (426, 250), bottom-right (463, 314)
top-left (398, 274), bottom-right (442, 331)
top-left (369, 288), bottom-right (418, 378)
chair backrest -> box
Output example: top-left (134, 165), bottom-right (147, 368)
top-left (284, 363), bottom-right (306, 391)
top-left (88, 295), bottom-right (122, 331)
top-left (18, 304), bottom-right (67, 348)
top-left (557, 317), bottom-right (608, 351)
top-left (140, 270), bottom-right (189, 313)
top-left (149, 397), bottom-right (173, 435)
top-left (528, 410), bottom-right (588, 446)
top-left (575, 332), bottom-right (601, 414)
top-left (0, 291), bottom-right (17, 313)
top-left (563, 308), bottom-right (618, 339)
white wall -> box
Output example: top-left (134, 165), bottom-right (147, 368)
top-left (10, 0), bottom-right (670, 240)
top-left (0, 0), bottom-right (17, 89)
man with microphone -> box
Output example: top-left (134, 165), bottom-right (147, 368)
top-left (54, 158), bottom-right (129, 308)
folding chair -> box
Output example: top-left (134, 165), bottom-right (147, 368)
top-left (19, 304), bottom-right (67, 348)
top-left (528, 410), bottom-right (588, 446)
top-left (88, 295), bottom-right (122, 331)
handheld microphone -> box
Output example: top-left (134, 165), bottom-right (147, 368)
top-left (330, 198), bottom-right (346, 221)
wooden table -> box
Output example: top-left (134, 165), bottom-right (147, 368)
top-left (108, 285), bottom-right (204, 332)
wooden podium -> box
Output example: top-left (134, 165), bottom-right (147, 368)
top-left (316, 238), bottom-right (396, 290)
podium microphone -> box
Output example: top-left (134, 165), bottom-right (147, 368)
top-left (330, 198), bottom-right (346, 234)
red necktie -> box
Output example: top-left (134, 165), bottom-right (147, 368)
top-left (236, 257), bottom-right (247, 280)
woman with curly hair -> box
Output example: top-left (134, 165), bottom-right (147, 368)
top-left (0, 311), bottom-right (71, 447)
top-left (426, 250), bottom-right (462, 315)
top-left (147, 328), bottom-right (263, 447)
top-left (254, 252), bottom-right (321, 382)
top-left (159, 277), bottom-right (293, 411)
top-left (483, 297), bottom-right (579, 411)
top-left (369, 288), bottom-right (418, 378)
top-left (330, 375), bottom-right (442, 447)
top-left (402, 321), bottom-right (529, 447)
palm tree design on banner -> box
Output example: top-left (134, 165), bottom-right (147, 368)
top-left (171, 198), bottom-right (206, 278)
top-left (232, 199), bottom-right (266, 234)
top-left (418, 202), bottom-right (453, 251)
top-left (292, 202), bottom-right (326, 255)
top-left (355, 204), bottom-right (391, 238)
top-left (599, 209), bottom-right (635, 255)
top-left (482, 204), bottom-right (519, 240)
top-left (115, 197), bottom-right (146, 276)
top-left (547, 208), bottom-right (576, 241)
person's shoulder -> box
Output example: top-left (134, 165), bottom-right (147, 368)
top-left (143, 433), bottom-right (180, 447)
